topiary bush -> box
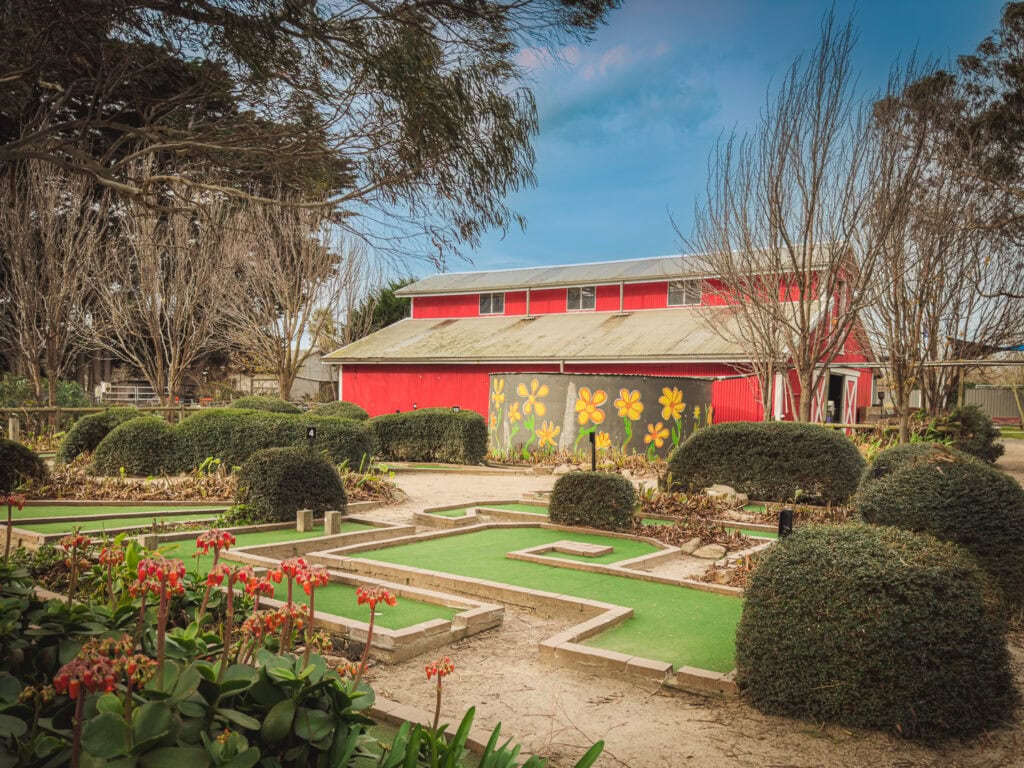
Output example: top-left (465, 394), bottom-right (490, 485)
top-left (174, 409), bottom-right (374, 470)
top-left (228, 396), bottom-right (302, 414)
top-left (855, 443), bottom-right (1024, 607)
top-left (310, 401), bottom-right (370, 421)
top-left (549, 471), bottom-right (637, 530)
top-left (942, 404), bottom-right (1004, 463)
top-left (736, 524), bottom-right (1016, 739)
top-left (667, 421), bottom-right (865, 504)
top-left (369, 408), bottom-right (487, 464)
top-left (91, 417), bottom-right (180, 476)
top-left (57, 407), bottom-right (140, 463)
top-left (0, 438), bottom-right (47, 492)
top-left (234, 447), bottom-right (346, 523)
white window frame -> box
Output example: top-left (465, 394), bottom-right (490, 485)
top-left (667, 279), bottom-right (702, 306)
top-left (479, 292), bottom-right (505, 315)
top-left (566, 285), bottom-right (596, 311)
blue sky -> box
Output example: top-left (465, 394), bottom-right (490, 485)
top-left (435, 0), bottom-right (1005, 275)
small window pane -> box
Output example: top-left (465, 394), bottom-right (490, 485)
top-left (479, 292), bottom-right (504, 314)
top-left (567, 286), bottom-right (596, 311)
top-left (668, 280), bottom-right (701, 306)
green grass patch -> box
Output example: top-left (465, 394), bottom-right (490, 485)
top-left (999, 428), bottom-right (1024, 440)
top-left (742, 504), bottom-right (768, 514)
top-left (15, 503), bottom-right (225, 520)
top-left (17, 513), bottom-right (219, 534)
top-left (726, 527), bottom-right (777, 540)
top-left (353, 528), bottom-right (742, 672)
top-left (428, 508), bottom-right (470, 518)
top-left (479, 503), bottom-right (548, 515)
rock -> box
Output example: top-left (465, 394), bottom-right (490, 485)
top-left (679, 537), bottom-right (703, 555)
top-left (703, 484), bottom-right (749, 507)
top-left (619, 469), bottom-right (633, 480)
top-left (532, 466), bottom-right (553, 475)
top-left (711, 568), bottom-right (734, 585)
top-left (693, 543), bottom-right (728, 560)
top-left (552, 463), bottom-right (575, 475)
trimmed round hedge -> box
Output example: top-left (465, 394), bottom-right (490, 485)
top-left (667, 421), bottom-right (865, 504)
top-left (91, 417), bottom-right (179, 476)
top-left (855, 443), bottom-right (1024, 607)
top-left (736, 524), bottom-right (1016, 739)
top-left (173, 409), bottom-right (374, 470)
top-left (227, 396), bottom-right (302, 414)
top-left (234, 447), bottom-right (346, 523)
top-left (0, 438), bottom-right (47, 493)
top-left (549, 471), bottom-right (637, 530)
top-left (57, 407), bottom-right (140, 464)
top-left (370, 408), bottom-right (486, 464)
top-left (310, 401), bottom-right (369, 421)
top-left (943, 404), bottom-right (1004, 464)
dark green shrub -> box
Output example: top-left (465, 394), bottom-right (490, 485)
top-left (310, 401), bottom-right (370, 421)
top-left (942, 404), bottom-right (1004, 463)
top-left (228, 396), bottom-right (302, 414)
top-left (234, 447), bottom-right (346, 523)
top-left (667, 421), bottom-right (865, 504)
top-left (736, 524), bottom-right (1016, 739)
top-left (91, 417), bottom-right (180, 475)
top-left (859, 442), bottom-right (942, 484)
top-left (549, 471), bottom-right (637, 530)
top-left (57, 407), bottom-right (140, 463)
top-left (0, 439), bottom-right (47, 492)
top-left (855, 444), bottom-right (1024, 607)
top-left (175, 409), bottom-right (373, 470)
top-left (370, 408), bottom-right (486, 464)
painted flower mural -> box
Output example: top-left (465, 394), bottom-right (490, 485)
top-left (491, 378), bottom-right (505, 408)
top-left (508, 402), bottom-right (521, 423)
top-left (595, 431), bottom-right (611, 450)
top-left (659, 387), bottom-right (685, 421)
top-left (614, 389), bottom-right (644, 420)
top-left (644, 421), bottom-right (670, 458)
top-left (575, 388), bottom-right (607, 426)
top-left (536, 420), bottom-right (561, 450)
top-left (517, 379), bottom-right (549, 417)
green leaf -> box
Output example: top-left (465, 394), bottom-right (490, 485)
top-left (96, 693), bottom-right (124, 716)
top-left (0, 713), bottom-right (27, 738)
top-left (169, 666), bottom-right (202, 703)
top-left (571, 740), bottom-right (605, 768)
top-left (0, 675), bottom-right (21, 704)
top-left (260, 699), bottom-right (296, 744)
top-left (293, 707), bottom-right (334, 743)
top-left (214, 708), bottom-right (260, 731)
top-left (220, 747), bottom-right (260, 768)
top-left (82, 712), bottom-right (130, 759)
top-left (139, 746), bottom-right (210, 768)
top-left (131, 701), bottom-right (172, 745)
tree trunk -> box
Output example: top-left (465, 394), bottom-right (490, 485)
top-left (797, 369), bottom-right (814, 422)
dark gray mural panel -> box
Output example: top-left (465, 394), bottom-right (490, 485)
top-left (487, 372), bottom-right (714, 459)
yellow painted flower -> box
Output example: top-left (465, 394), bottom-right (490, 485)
top-left (508, 401), bottom-right (521, 423)
top-left (517, 378), bottom-right (549, 417)
top-left (614, 388), bottom-right (644, 420)
top-left (693, 405), bottom-right (701, 422)
top-left (595, 431), bottom-right (611, 450)
top-left (574, 387), bottom-right (607, 426)
top-left (491, 379), bottom-right (505, 408)
top-left (536, 420), bottom-right (561, 448)
top-left (658, 387), bottom-right (685, 421)
top-left (644, 422), bottom-right (670, 448)
top-left (489, 413), bottom-right (497, 430)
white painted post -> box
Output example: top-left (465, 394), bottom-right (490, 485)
top-left (296, 509), bottom-right (314, 532)
top-left (324, 510), bottom-right (343, 536)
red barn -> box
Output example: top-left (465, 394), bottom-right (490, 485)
top-left (322, 255), bottom-right (874, 428)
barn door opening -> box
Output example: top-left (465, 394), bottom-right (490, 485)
top-left (827, 374), bottom-right (844, 423)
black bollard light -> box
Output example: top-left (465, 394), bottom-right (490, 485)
top-left (306, 426), bottom-right (317, 447)
top-left (589, 430), bottom-right (596, 471)
top-left (778, 507), bottom-right (794, 538)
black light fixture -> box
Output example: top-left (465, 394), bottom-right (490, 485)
top-left (452, 406), bottom-right (461, 413)
top-left (778, 507), bottom-right (794, 538)
top-left (588, 430), bottom-right (596, 471)
top-left (306, 426), bottom-right (317, 446)
top-left (412, 402), bottom-right (418, 410)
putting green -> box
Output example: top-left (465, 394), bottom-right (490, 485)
top-left (17, 513), bottom-right (219, 534)
top-left (13, 503), bottom-right (226, 520)
top-left (168, 524), bottom-right (456, 630)
top-left (727, 527), bottom-right (776, 540)
top-left (428, 502), bottom-right (548, 518)
top-left (429, 508), bottom-right (470, 518)
top-left (353, 528), bottom-right (743, 672)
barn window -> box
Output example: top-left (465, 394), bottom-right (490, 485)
top-left (567, 286), bottom-right (596, 311)
top-left (668, 279), bottom-right (701, 306)
top-left (479, 292), bottom-right (505, 314)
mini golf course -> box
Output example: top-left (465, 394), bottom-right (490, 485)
top-left (14, 511), bottom-right (221, 534)
top-left (349, 527), bottom-right (744, 673)
top-left (428, 503), bottom-right (549, 518)
top-left (13, 502), bottom-right (227, 519)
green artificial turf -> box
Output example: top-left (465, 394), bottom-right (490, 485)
top-left (17, 513), bottom-right (219, 534)
top-left (479, 503), bottom-right (547, 515)
top-left (742, 504), bottom-right (768, 514)
top-left (353, 528), bottom-right (743, 672)
top-left (166, 523), bottom-right (455, 630)
top-left (15, 503), bottom-right (225, 520)
top-left (429, 508), bottom-right (470, 518)
top-left (726, 527), bottom-right (777, 540)
top-left (999, 428), bottom-right (1024, 440)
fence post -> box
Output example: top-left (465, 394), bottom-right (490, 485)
top-left (6, 415), bottom-right (19, 443)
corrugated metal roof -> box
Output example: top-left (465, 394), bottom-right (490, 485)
top-left (322, 305), bottom-right (788, 364)
top-left (396, 246), bottom-right (842, 296)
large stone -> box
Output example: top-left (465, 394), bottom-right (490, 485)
top-left (703, 484), bottom-right (749, 507)
top-left (324, 510), bottom-right (344, 535)
top-left (711, 568), bottom-right (734, 585)
top-left (693, 543), bottom-right (728, 560)
top-left (296, 508), bottom-right (314, 532)
top-left (679, 537), bottom-right (703, 555)
top-left (552, 463), bottom-right (575, 476)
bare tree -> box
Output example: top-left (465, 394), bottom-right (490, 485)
top-left (87, 191), bottom-right (242, 405)
top-left (227, 201), bottom-right (353, 400)
top-left (684, 13), bottom-right (906, 422)
top-left (0, 163), bottom-right (106, 404)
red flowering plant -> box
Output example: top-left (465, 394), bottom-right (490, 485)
top-left (134, 556), bottom-right (185, 680)
top-left (351, 585), bottom-right (397, 688)
top-left (3, 492), bottom-right (25, 564)
top-left (59, 530), bottom-right (92, 605)
top-left (296, 564), bottom-right (330, 666)
top-left (204, 562), bottom-right (252, 677)
top-left (98, 542), bottom-right (126, 608)
top-left (425, 656), bottom-right (455, 732)
top-left (194, 528), bottom-right (235, 624)
top-left (267, 557), bottom-right (307, 653)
